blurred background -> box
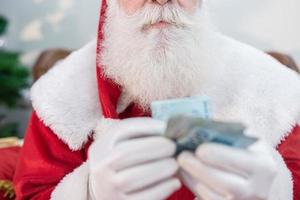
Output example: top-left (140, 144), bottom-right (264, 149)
top-left (0, 0), bottom-right (300, 139)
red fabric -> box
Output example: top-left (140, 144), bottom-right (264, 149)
top-left (277, 125), bottom-right (300, 200)
top-left (12, 0), bottom-right (300, 199)
top-left (0, 191), bottom-right (4, 200)
top-left (13, 112), bottom-right (90, 200)
top-left (0, 146), bottom-right (20, 200)
top-left (13, 115), bottom-right (300, 200)
top-left (0, 146), bottom-right (20, 181)
top-left (96, 0), bottom-right (122, 120)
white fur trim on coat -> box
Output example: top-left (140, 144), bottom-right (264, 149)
top-left (208, 34), bottom-right (300, 147)
top-left (31, 35), bottom-right (300, 199)
top-left (31, 40), bottom-right (102, 151)
top-left (31, 37), bottom-right (300, 151)
top-left (51, 162), bottom-right (90, 200)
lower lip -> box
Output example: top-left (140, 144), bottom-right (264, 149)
top-left (149, 21), bottom-right (171, 29)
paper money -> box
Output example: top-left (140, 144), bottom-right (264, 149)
top-left (151, 96), bottom-right (211, 121)
top-left (165, 116), bottom-right (257, 155)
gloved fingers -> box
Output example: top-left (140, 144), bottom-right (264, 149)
top-left (178, 151), bottom-right (248, 197)
top-left (180, 170), bottom-right (228, 200)
top-left (195, 182), bottom-right (229, 200)
top-left (110, 136), bottom-right (176, 171)
top-left (180, 170), bottom-right (224, 199)
top-left (195, 143), bottom-right (255, 176)
top-left (126, 177), bottom-right (181, 200)
top-left (112, 118), bottom-right (166, 141)
top-left (114, 158), bottom-right (178, 193)
top-left (179, 170), bottom-right (198, 192)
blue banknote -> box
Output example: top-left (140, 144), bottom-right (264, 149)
top-left (151, 96), bottom-right (211, 121)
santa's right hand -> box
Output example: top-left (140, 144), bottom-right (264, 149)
top-left (88, 118), bottom-right (181, 200)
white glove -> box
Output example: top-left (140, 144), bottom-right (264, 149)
top-left (88, 118), bottom-right (181, 200)
top-left (177, 141), bottom-right (278, 200)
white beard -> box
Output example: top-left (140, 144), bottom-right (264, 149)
top-left (100, 1), bottom-right (214, 111)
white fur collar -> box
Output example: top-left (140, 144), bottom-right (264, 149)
top-left (31, 37), bottom-right (300, 151)
top-left (201, 34), bottom-right (300, 147)
top-left (31, 40), bottom-right (102, 151)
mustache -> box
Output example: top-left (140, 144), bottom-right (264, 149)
top-left (136, 4), bottom-right (195, 28)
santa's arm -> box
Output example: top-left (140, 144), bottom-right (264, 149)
top-left (13, 111), bottom-right (89, 200)
top-left (277, 125), bottom-right (300, 200)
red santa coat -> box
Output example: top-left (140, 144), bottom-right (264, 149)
top-left (14, 0), bottom-right (300, 199)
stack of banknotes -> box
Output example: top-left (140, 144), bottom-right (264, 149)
top-left (151, 97), bottom-right (257, 155)
top-left (165, 116), bottom-right (257, 155)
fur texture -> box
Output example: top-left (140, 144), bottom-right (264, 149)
top-left (101, 1), bottom-right (213, 111)
top-left (51, 162), bottom-right (90, 200)
top-left (32, 37), bottom-right (300, 200)
top-left (31, 2), bottom-right (300, 198)
top-left (268, 147), bottom-right (294, 199)
top-left (31, 33), bottom-right (300, 151)
top-left (31, 41), bottom-right (102, 151)
top-left (100, 1), bottom-right (300, 147)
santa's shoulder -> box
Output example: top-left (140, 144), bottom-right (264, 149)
top-left (210, 33), bottom-right (300, 145)
top-left (212, 32), bottom-right (300, 105)
top-left (213, 33), bottom-right (298, 73)
top-left (30, 40), bottom-right (102, 150)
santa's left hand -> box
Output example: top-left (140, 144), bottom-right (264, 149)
top-left (177, 141), bottom-right (278, 200)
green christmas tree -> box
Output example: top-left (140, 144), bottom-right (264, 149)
top-left (0, 16), bottom-right (7, 35)
top-left (0, 15), bottom-right (29, 138)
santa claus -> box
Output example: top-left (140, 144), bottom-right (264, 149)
top-left (14, 0), bottom-right (300, 199)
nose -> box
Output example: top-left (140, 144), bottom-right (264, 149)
top-left (154, 0), bottom-right (169, 5)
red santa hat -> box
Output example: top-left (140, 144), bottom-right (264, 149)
top-left (96, 0), bottom-right (150, 119)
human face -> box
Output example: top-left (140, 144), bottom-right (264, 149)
top-left (119, 0), bottom-right (199, 15)
top-left (103, 0), bottom-right (209, 110)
